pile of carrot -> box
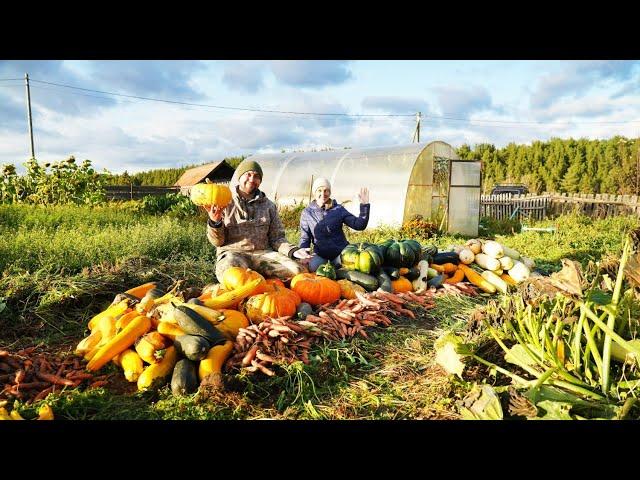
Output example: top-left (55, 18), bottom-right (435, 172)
top-left (0, 346), bottom-right (108, 403)
top-left (226, 288), bottom-right (449, 376)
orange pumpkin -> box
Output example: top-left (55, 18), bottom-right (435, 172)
top-left (290, 273), bottom-right (341, 306)
top-left (244, 284), bottom-right (301, 322)
top-left (337, 279), bottom-right (365, 299)
top-left (221, 267), bottom-right (267, 295)
top-left (391, 276), bottom-right (413, 293)
top-left (264, 278), bottom-right (286, 290)
top-left (190, 182), bottom-right (232, 207)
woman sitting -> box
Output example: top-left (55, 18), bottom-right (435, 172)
top-left (299, 177), bottom-right (370, 272)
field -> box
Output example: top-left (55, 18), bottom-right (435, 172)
top-left (1, 203), bottom-right (639, 420)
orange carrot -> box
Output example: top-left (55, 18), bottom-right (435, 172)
top-left (242, 345), bottom-right (259, 367)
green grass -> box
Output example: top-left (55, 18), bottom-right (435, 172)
top-left (2, 204), bottom-right (638, 420)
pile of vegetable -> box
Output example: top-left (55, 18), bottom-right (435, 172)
top-left (436, 238), bottom-right (640, 419)
top-left (440, 238), bottom-right (537, 294)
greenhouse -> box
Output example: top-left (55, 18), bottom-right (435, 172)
top-left (243, 141), bottom-right (481, 236)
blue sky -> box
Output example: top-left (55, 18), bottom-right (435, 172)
top-left (1, 60), bottom-right (639, 174)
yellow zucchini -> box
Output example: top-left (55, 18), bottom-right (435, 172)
top-left (458, 264), bottom-right (496, 294)
top-left (500, 273), bottom-right (518, 287)
top-left (75, 330), bottom-right (103, 355)
top-left (202, 278), bottom-right (263, 309)
top-left (183, 304), bottom-right (224, 323)
top-left (199, 340), bottom-right (234, 385)
top-left (118, 349), bottom-right (145, 382)
top-left (88, 299), bottom-right (130, 331)
top-left (157, 321), bottom-right (186, 340)
top-left (87, 315), bottom-right (152, 371)
top-left (137, 346), bottom-right (178, 391)
top-left (124, 281), bottom-right (158, 299)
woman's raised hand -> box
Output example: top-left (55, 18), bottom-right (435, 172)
top-left (358, 187), bottom-right (369, 204)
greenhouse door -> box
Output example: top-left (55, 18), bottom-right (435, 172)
top-left (447, 160), bottom-right (482, 236)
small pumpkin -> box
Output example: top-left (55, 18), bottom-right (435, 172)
top-left (337, 279), bottom-right (365, 299)
top-left (296, 302), bottom-right (314, 320)
top-left (391, 276), bottom-right (413, 293)
top-left (290, 273), bottom-right (341, 306)
top-left (379, 239), bottom-right (422, 268)
top-left (244, 284), bottom-right (302, 322)
top-left (221, 267), bottom-right (267, 296)
top-left (316, 261), bottom-right (336, 280)
top-left (190, 181), bottom-right (232, 207)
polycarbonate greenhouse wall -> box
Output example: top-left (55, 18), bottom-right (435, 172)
top-left (242, 141), bottom-right (481, 236)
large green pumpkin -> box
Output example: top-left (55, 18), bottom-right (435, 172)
top-left (378, 239), bottom-right (422, 268)
top-left (340, 243), bottom-right (384, 274)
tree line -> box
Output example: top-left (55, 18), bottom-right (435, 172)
top-left (456, 136), bottom-right (640, 195)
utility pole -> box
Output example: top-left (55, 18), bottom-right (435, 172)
top-left (24, 73), bottom-right (35, 159)
top-left (411, 111), bottom-right (422, 143)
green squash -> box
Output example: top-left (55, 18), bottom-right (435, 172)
top-left (340, 243), bottom-right (384, 274)
top-left (315, 261), bottom-right (336, 280)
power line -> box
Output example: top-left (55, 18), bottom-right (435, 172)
top-left (29, 78), bottom-right (415, 118)
top-left (20, 84), bottom-right (416, 123)
top-left (0, 78), bottom-right (23, 81)
top-left (3, 77), bottom-right (638, 127)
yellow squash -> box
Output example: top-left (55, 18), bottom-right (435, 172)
top-left (88, 299), bottom-right (130, 331)
top-left (157, 321), bottom-right (185, 340)
top-left (137, 346), bottom-right (178, 391)
top-left (118, 349), bottom-right (145, 382)
top-left (199, 340), bottom-right (234, 386)
top-left (87, 315), bottom-right (152, 371)
top-left (202, 278), bottom-right (263, 309)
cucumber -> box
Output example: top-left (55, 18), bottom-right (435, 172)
top-left (336, 269), bottom-right (379, 291)
top-left (174, 305), bottom-right (227, 346)
top-left (171, 358), bottom-right (199, 396)
top-left (174, 334), bottom-right (211, 361)
top-left (431, 252), bottom-right (460, 265)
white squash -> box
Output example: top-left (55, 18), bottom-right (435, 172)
top-left (465, 239), bottom-right (482, 255)
top-left (481, 270), bottom-right (508, 294)
top-left (481, 240), bottom-right (504, 259)
top-left (474, 253), bottom-right (501, 271)
top-left (498, 255), bottom-right (514, 271)
top-left (458, 248), bottom-right (475, 265)
top-left (508, 261), bottom-right (531, 283)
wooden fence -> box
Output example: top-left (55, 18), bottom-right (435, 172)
top-left (481, 192), bottom-right (640, 221)
top-left (104, 185), bottom-right (178, 201)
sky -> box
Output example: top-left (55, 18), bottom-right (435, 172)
top-left (1, 60), bottom-right (639, 174)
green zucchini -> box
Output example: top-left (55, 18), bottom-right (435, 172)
top-left (174, 305), bottom-right (227, 346)
top-left (174, 334), bottom-right (211, 361)
top-left (431, 252), bottom-right (460, 265)
top-left (171, 358), bottom-right (199, 396)
top-left (376, 272), bottom-right (393, 292)
top-left (336, 269), bottom-right (379, 291)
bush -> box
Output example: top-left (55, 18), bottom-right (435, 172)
top-left (278, 201), bottom-right (306, 230)
top-left (140, 193), bottom-right (202, 218)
